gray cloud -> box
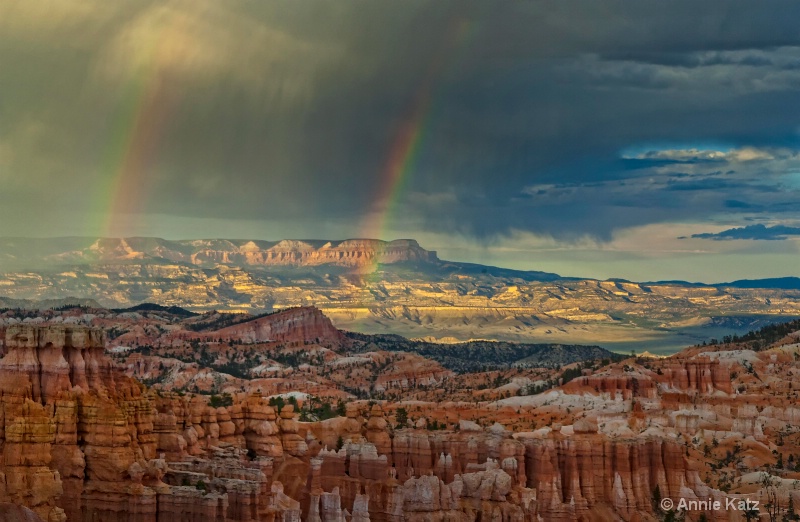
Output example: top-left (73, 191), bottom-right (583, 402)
top-left (4, 0), bottom-right (800, 247)
top-left (506, 146), bottom-right (800, 239)
top-left (577, 47), bottom-right (800, 94)
top-left (691, 224), bottom-right (800, 241)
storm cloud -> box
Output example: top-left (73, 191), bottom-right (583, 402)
top-left (2, 0), bottom-right (800, 279)
top-left (691, 224), bottom-right (800, 241)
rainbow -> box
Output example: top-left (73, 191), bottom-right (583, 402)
top-left (90, 16), bottom-right (180, 238)
top-left (360, 17), bottom-right (476, 274)
top-left (89, 12), bottom-right (475, 264)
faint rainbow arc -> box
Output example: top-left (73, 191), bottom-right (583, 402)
top-left (91, 19), bottom-right (179, 239)
top-left (360, 18), bottom-right (476, 276)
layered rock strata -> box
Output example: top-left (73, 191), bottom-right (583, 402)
top-left (0, 325), bottom-right (738, 521)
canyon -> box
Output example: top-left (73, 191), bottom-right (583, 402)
top-left (1, 237), bottom-right (799, 352)
top-left (0, 306), bottom-right (799, 520)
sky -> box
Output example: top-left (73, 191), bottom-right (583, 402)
top-left (3, 0), bottom-right (800, 282)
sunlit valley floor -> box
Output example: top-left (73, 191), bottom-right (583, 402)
top-left (1, 237), bottom-right (799, 356)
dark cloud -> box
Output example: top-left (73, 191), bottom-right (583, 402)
top-left (724, 200), bottom-right (755, 209)
top-left (691, 224), bottom-right (800, 241)
top-left (3, 0), bottom-right (800, 243)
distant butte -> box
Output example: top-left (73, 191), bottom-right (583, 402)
top-left (54, 237), bottom-right (440, 269)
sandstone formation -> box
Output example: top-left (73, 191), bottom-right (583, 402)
top-left (192, 307), bottom-right (345, 345)
top-left (187, 239), bottom-right (438, 268)
top-left (0, 504), bottom-right (45, 522)
top-left (0, 324), bottom-right (676, 521)
top-left (1, 314), bottom-right (800, 520)
top-left (8, 237), bottom-right (439, 270)
top-left (0, 325), bottom-right (309, 521)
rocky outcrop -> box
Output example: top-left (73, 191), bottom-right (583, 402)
top-left (0, 322), bottom-right (784, 522)
top-left (0, 325), bottom-right (160, 521)
top-left (0, 400), bottom-right (65, 522)
top-left (563, 367), bottom-right (659, 400)
top-left (522, 434), bottom-right (696, 521)
top-left (0, 325), bottom-right (114, 404)
top-left (26, 237), bottom-right (439, 270)
top-left (0, 503), bottom-right (46, 522)
top-left (657, 356), bottom-right (733, 394)
top-left (0, 326), bottom-right (309, 522)
top-left (194, 307), bottom-right (344, 346)
top-left (188, 239), bottom-right (438, 269)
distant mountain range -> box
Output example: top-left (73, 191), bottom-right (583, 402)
top-left (0, 236), bottom-right (799, 352)
top-left (0, 236), bottom-right (439, 269)
top-left (2, 236), bottom-right (797, 288)
top-left (634, 276), bottom-right (800, 290)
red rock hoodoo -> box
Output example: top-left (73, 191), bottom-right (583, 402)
top-left (0, 323), bottom-right (783, 521)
